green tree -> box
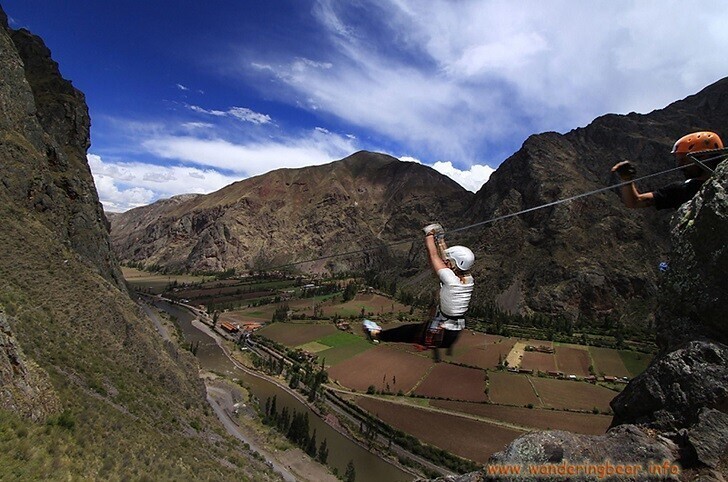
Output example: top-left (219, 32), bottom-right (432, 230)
top-left (306, 429), bottom-right (318, 457)
top-left (345, 460), bottom-right (356, 482)
top-left (317, 438), bottom-right (329, 464)
top-left (211, 309), bottom-right (219, 326)
top-left (342, 282), bottom-right (358, 302)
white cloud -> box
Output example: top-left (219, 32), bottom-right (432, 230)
top-left (431, 161), bottom-right (494, 193)
top-left (228, 107), bottom-right (272, 125)
top-left (88, 154), bottom-right (241, 212)
top-left (401, 156), bottom-right (494, 192)
top-left (186, 104), bottom-right (272, 125)
top-left (88, 123), bottom-right (360, 211)
top-left (241, 0), bottom-right (728, 166)
top-left (140, 129), bottom-right (356, 177)
top-left (176, 83), bottom-right (189, 91)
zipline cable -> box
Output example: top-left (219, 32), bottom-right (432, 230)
top-left (273, 153), bottom-right (728, 270)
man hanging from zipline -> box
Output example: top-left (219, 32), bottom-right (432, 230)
top-left (363, 223), bottom-right (474, 361)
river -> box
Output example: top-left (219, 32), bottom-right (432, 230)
top-left (155, 300), bottom-right (413, 482)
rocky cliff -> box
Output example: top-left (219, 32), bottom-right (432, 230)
top-left (0, 6), bottom-right (270, 479)
top-left (1, 14), bottom-right (123, 290)
top-left (463, 77), bottom-right (728, 327)
top-left (110, 78), bottom-right (728, 330)
top-left (447, 161), bottom-right (728, 482)
top-left (110, 151), bottom-right (472, 273)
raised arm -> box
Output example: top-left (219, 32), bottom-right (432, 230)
top-left (424, 231), bottom-right (447, 272)
top-left (611, 161), bottom-right (655, 209)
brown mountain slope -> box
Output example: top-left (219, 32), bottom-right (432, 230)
top-left (461, 76), bottom-right (728, 328)
top-left (0, 7), bottom-right (269, 480)
top-left (111, 77), bottom-right (728, 331)
top-left (111, 151), bottom-right (473, 273)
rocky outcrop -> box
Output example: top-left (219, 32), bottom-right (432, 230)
top-left (1, 17), bottom-right (123, 290)
top-left (463, 78), bottom-right (728, 325)
top-left (463, 162), bottom-right (728, 480)
top-left (610, 340), bottom-right (728, 431)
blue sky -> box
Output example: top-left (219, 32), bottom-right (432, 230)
top-left (5, 1), bottom-right (728, 212)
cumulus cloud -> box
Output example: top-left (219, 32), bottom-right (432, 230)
top-left (401, 156), bottom-right (495, 192)
top-left (88, 154), bottom-right (241, 212)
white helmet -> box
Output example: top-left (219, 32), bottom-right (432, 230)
top-left (444, 246), bottom-right (474, 271)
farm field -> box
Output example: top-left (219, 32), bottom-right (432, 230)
top-left (529, 377), bottom-right (617, 413)
top-left (413, 363), bottom-right (489, 402)
top-left (355, 396), bottom-right (524, 463)
top-left (452, 334), bottom-right (517, 369)
top-left (555, 345), bottom-right (592, 377)
top-left (320, 293), bottom-right (411, 318)
top-left (487, 371), bottom-right (540, 407)
top-left (430, 400), bottom-right (613, 435)
top-left (313, 332), bottom-right (373, 366)
top-left (328, 345), bottom-right (433, 393)
top-left (121, 267), bottom-right (211, 293)
top-left (220, 309), bottom-right (272, 324)
top-left (520, 351), bottom-right (556, 372)
top-left (589, 346), bottom-right (631, 378)
top-left (256, 322), bottom-right (339, 347)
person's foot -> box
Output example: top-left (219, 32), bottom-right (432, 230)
top-left (362, 319), bottom-right (382, 343)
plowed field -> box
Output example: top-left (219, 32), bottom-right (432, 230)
top-left (431, 400), bottom-right (613, 435)
top-left (555, 345), bottom-right (592, 376)
top-left (589, 346), bottom-right (631, 378)
top-left (453, 335), bottom-right (516, 369)
top-left (520, 351), bottom-right (556, 372)
top-left (487, 371), bottom-right (540, 406)
top-left (356, 397), bottom-right (523, 463)
top-left (328, 345), bottom-right (433, 393)
top-left (413, 363), bottom-right (488, 402)
top-left (530, 377), bottom-right (616, 412)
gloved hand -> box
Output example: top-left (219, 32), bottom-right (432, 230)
top-left (423, 223), bottom-right (444, 237)
top-left (611, 161), bottom-right (637, 181)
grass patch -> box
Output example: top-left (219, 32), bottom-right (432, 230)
top-left (317, 332), bottom-right (364, 348)
top-left (618, 350), bottom-right (653, 377)
top-left (296, 341), bottom-right (331, 353)
top-left (318, 340), bottom-right (373, 366)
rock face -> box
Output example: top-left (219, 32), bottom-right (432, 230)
top-left (467, 163), bottom-right (728, 481)
top-left (110, 77), bottom-right (728, 329)
top-left (463, 77), bottom-right (728, 325)
top-left (110, 151), bottom-right (472, 273)
top-left (0, 6), bottom-right (269, 479)
top-left (1, 18), bottom-right (123, 289)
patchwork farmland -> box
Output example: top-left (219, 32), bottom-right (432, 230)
top-left (216, 287), bottom-right (653, 467)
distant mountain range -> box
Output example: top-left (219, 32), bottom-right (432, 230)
top-left (110, 78), bottom-right (728, 330)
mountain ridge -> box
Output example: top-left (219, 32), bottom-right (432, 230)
top-left (110, 150), bottom-right (473, 273)
top-left (110, 76), bottom-right (728, 329)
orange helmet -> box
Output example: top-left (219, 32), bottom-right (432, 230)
top-left (671, 131), bottom-right (723, 155)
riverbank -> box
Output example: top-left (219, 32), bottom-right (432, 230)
top-left (149, 297), bottom-right (415, 481)
top-left (189, 317), bottom-right (421, 479)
